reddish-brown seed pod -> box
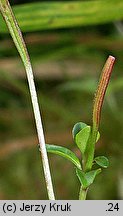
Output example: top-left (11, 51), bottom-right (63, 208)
top-left (93, 55), bottom-right (115, 130)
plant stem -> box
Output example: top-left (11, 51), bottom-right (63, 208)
top-left (0, 0), bottom-right (55, 200)
top-left (79, 186), bottom-right (88, 200)
top-left (85, 56), bottom-right (115, 171)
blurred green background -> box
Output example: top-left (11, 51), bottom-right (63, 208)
top-left (0, 0), bottom-right (123, 200)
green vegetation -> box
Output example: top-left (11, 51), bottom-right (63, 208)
top-left (0, 1), bottom-right (123, 33)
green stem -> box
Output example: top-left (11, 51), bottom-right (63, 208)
top-left (0, 0), bottom-right (55, 200)
top-left (79, 186), bottom-right (88, 200)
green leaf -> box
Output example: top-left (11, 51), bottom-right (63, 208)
top-left (46, 144), bottom-right (82, 170)
top-left (85, 169), bottom-right (101, 188)
top-left (94, 156), bottom-right (109, 168)
top-left (96, 131), bottom-right (100, 142)
top-left (76, 168), bottom-right (88, 189)
top-left (72, 122), bottom-right (87, 139)
top-left (75, 126), bottom-right (91, 154)
top-left (1, 1), bottom-right (123, 33)
top-left (76, 168), bottom-right (101, 189)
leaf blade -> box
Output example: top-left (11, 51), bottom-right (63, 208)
top-left (94, 156), bottom-right (109, 168)
top-left (76, 168), bottom-right (87, 188)
top-left (76, 168), bottom-right (101, 189)
top-left (72, 122), bottom-right (87, 139)
top-left (46, 144), bottom-right (82, 170)
top-left (75, 126), bottom-right (91, 154)
top-left (85, 168), bottom-right (101, 188)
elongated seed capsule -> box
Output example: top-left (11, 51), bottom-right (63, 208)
top-left (93, 55), bottom-right (115, 130)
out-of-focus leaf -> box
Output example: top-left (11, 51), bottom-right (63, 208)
top-left (94, 156), bottom-right (109, 168)
top-left (0, 1), bottom-right (123, 33)
top-left (58, 79), bottom-right (97, 94)
top-left (46, 144), bottom-right (82, 170)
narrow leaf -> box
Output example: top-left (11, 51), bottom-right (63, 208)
top-left (72, 122), bottom-right (87, 139)
top-left (75, 126), bottom-right (91, 154)
top-left (46, 144), bottom-right (82, 170)
top-left (94, 156), bottom-right (109, 168)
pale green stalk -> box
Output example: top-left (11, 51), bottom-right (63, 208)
top-left (0, 0), bottom-right (55, 200)
top-left (79, 186), bottom-right (88, 200)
